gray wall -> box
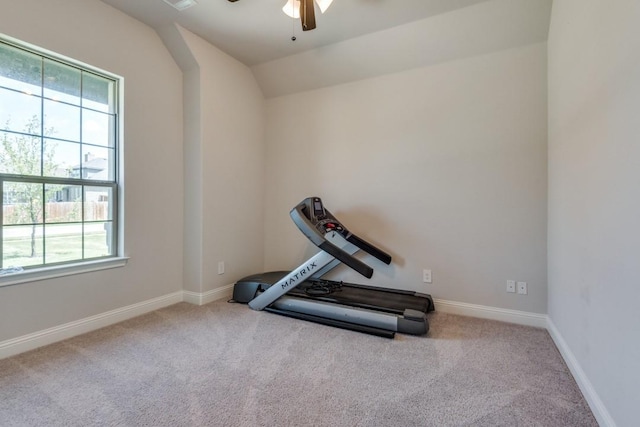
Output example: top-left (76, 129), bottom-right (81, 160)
top-left (264, 42), bottom-right (548, 314)
top-left (548, 1), bottom-right (640, 425)
top-left (0, 0), bottom-right (184, 340)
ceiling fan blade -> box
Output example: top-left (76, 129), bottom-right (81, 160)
top-left (300, 0), bottom-right (316, 31)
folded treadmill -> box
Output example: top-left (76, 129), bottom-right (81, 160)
top-left (232, 197), bottom-right (435, 338)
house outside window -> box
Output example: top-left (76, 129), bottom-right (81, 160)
top-left (0, 37), bottom-right (119, 272)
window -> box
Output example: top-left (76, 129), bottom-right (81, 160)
top-left (0, 38), bottom-right (119, 273)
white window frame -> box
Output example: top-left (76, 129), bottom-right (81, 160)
top-left (0, 35), bottom-right (127, 287)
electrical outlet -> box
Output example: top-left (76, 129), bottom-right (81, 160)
top-left (218, 261), bottom-right (225, 275)
top-left (517, 281), bottom-right (527, 295)
top-left (506, 280), bottom-right (516, 293)
top-left (423, 269), bottom-right (432, 283)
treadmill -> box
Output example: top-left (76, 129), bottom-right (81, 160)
top-left (232, 197), bottom-right (435, 338)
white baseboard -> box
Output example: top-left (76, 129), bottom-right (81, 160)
top-left (182, 283), bottom-right (234, 306)
top-left (433, 298), bottom-right (548, 328)
top-left (547, 319), bottom-right (616, 427)
top-left (0, 292), bottom-right (545, 360)
top-left (0, 291), bottom-right (183, 360)
top-left (0, 285), bottom-right (236, 360)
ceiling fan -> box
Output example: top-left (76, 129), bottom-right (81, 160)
top-left (228, 0), bottom-right (334, 32)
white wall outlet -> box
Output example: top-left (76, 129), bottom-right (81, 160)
top-left (507, 280), bottom-right (516, 293)
top-left (218, 261), bottom-right (225, 275)
top-left (517, 281), bottom-right (527, 295)
top-left (423, 269), bottom-right (432, 283)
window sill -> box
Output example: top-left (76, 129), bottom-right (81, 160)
top-left (0, 257), bottom-right (129, 288)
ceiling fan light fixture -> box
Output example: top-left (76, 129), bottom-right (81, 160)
top-left (282, 0), bottom-right (333, 19)
top-left (282, 0), bottom-right (301, 19)
top-left (316, 0), bottom-right (333, 14)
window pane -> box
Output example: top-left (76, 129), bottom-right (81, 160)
top-left (43, 138), bottom-right (81, 178)
top-left (82, 73), bottom-right (114, 113)
top-left (43, 99), bottom-right (80, 141)
top-left (45, 184), bottom-right (81, 223)
top-left (84, 221), bottom-right (112, 258)
top-left (2, 225), bottom-right (44, 268)
top-left (2, 181), bottom-right (43, 225)
top-left (0, 131), bottom-right (42, 176)
top-left (82, 109), bottom-right (114, 147)
top-left (0, 43), bottom-right (42, 95)
top-left (81, 146), bottom-right (113, 180)
top-left (1, 39), bottom-right (118, 270)
top-left (44, 223), bottom-right (82, 263)
top-left (84, 186), bottom-right (112, 221)
top-left (0, 88), bottom-right (42, 135)
top-left (43, 59), bottom-right (81, 105)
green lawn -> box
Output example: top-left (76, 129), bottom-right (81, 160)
top-left (2, 231), bottom-right (110, 268)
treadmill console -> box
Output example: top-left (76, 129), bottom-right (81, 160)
top-left (290, 197), bottom-right (392, 279)
top-left (305, 197), bottom-right (347, 237)
top-left (312, 198), bottom-right (325, 218)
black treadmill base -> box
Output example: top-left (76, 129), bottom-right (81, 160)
top-left (233, 271), bottom-right (435, 315)
top-left (292, 278), bottom-right (435, 315)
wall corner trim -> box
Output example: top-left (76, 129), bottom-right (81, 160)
top-left (183, 284), bottom-right (234, 306)
top-left (547, 319), bottom-right (617, 427)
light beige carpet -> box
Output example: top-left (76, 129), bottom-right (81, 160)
top-left (0, 300), bottom-right (596, 426)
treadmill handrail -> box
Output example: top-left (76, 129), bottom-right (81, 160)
top-left (345, 234), bottom-right (392, 265)
top-left (319, 241), bottom-right (373, 279)
top-left (290, 197), bottom-right (392, 277)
